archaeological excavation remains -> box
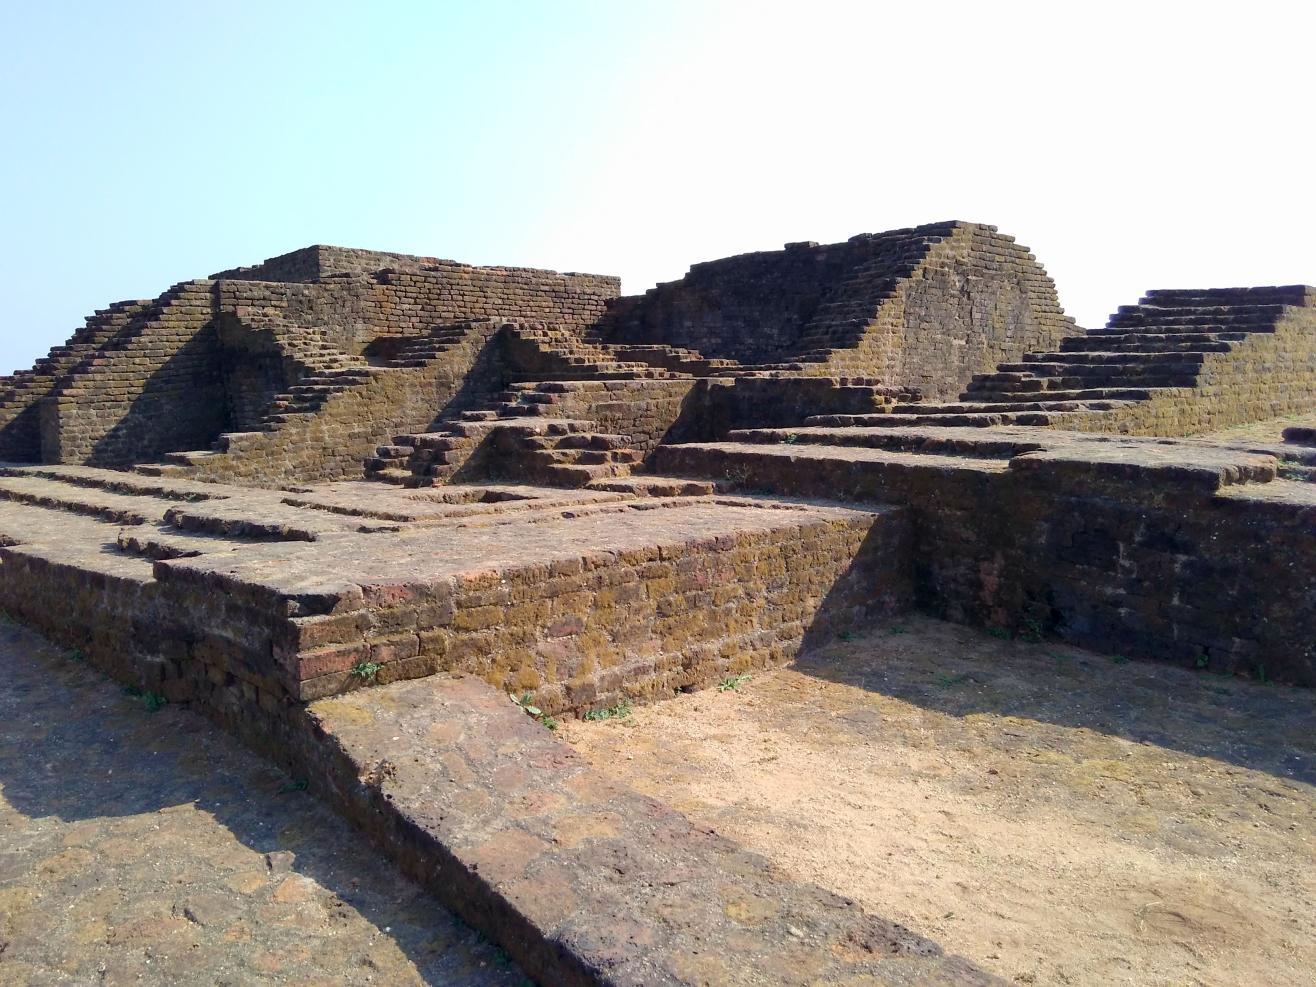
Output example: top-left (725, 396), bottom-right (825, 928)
top-left (1, 221), bottom-right (1313, 985)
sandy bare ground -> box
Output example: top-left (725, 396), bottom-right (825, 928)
top-left (564, 617), bottom-right (1315, 986)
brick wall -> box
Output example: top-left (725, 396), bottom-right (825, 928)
top-left (597, 231), bottom-right (942, 364)
top-left (845, 224), bottom-right (1079, 398)
top-left (277, 503), bottom-right (911, 709)
top-left (656, 442), bottom-right (1316, 685)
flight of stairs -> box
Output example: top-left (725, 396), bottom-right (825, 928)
top-left (505, 324), bottom-right (687, 380)
top-left (364, 382), bottom-right (646, 489)
top-left (0, 299), bottom-right (159, 459)
top-left (138, 326), bottom-right (479, 477)
top-left (805, 286), bottom-right (1315, 431)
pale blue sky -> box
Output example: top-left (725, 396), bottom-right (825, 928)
top-left (3, 1), bottom-right (1312, 374)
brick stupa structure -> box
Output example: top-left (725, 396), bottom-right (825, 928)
top-left (1, 221), bottom-right (1312, 985)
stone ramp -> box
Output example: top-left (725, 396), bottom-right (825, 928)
top-left (300, 672), bottom-right (1002, 987)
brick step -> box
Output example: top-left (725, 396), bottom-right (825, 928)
top-left (528, 448), bottom-right (642, 467)
top-left (958, 386), bottom-right (1164, 404)
top-left (1059, 333), bottom-right (1243, 352)
top-left (1018, 350), bottom-right (1211, 366)
top-left (542, 461), bottom-right (636, 486)
top-left (893, 399), bottom-right (1135, 415)
top-left (585, 474), bottom-right (718, 497)
top-left (800, 410), bottom-right (1098, 428)
top-left (727, 426), bottom-right (1045, 458)
top-left (1282, 426), bottom-right (1316, 447)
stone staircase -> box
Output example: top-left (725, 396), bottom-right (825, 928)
top-left (804, 286), bottom-right (1316, 432)
top-left (0, 298), bottom-right (171, 460)
top-left (504, 323), bottom-right (687, 380)
top-left (138, 325), bottom-right (479, 477)
top-left (364, 380), bottom-right (718, 493)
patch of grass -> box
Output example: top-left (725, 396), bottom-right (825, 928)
top-left (492, 946), bottom-right (512, 967)
top-left (1110, 654), bottom-right (1130, 665)
top-left (838, 630), bottom-right (859, 642)
top-left (887, 625), bottom-right (908, 636)
top-left (717, 673), bottom-right (751, 693)
top-left (68, 649), bottom-right (87, 663)
top-left (1195, 654), bottom-right (1209, 669)
top-left (583, 699), bottom-right (633, 721)
top-left (142, 690), bottom-right (167, 712)
top-left (784, 433), bottom-right (799, 445)
top-left (279, 778), bottom-right (309, 794)
top-left (986, 627), bottom-right (1011, 640)
top-left (351, 660), bottom-right (384, 681)
top-left (936, 672), bottom-right (970, 688)
top-left (539, 715), bottom-right (559, 731)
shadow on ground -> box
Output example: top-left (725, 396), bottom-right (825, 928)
top-left (0, 619), bottom-right (529, 986)
top-left (795, 615), bottom-right (1315, 785)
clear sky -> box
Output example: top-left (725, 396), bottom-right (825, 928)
top-left (2, 0), bottom-right (1312, 374)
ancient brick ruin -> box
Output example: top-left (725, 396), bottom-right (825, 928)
top-left (1, 220), bottom-right (1312, 985)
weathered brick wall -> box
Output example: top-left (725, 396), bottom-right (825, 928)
top-left (597, 222), bottom-right (1078, 399)
top-left (596, 231), bottom-right (942, 364)
top-left (277, 504), bottom-right (911, 709)
top-left (38, 282), bottom-right (227, 467)
top-left (667, 377), bottom-right (921, 440)
top-left (215, 265), bottom-right (619, 357)
top-left (211, 245), bottom-right (447, 282)
top-left (835, 224), bottom-right (1079, 398)
top-left (656, 443), bottom-right (1315, 684)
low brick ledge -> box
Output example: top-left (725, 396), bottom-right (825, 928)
top-left (299, 672), bottom-right (1004, 987)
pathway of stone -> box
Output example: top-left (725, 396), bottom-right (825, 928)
top-left (0, 619), bottom-right (529, 987)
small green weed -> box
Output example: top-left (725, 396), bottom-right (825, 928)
top-left (986, 627), bottom-right (1011, 640)
top-left (1195, 654), bottom-right (1209, 669)
top-left (539, 715), bottom-right (558, 731)
top-left (279, 778), bottom-right (309, 794)
top-left (887, 625), bottom-right (908, 636)
top-left (1255, 664), bottom-right (1270, 685)
top-left (784, 433), bottom-right (800, 445)
top-left (509, 692), bottom-right (542, 717)
top-left (1110, 654), bottom-right (1130, 665)
top-left (351, 660), bottom-right (384, 681)
top-left (839, 630), bottom-right (858, 642)
top-left (583, 699), bottom-right (633, 721)
top-left (936, 673), bottom-right (970, 688)
top-left (717, 673), bottom-right (751, 692)
top-left (142, 691), bottom-right (167, 712)
top-left (68, 649), bottom-right (87, 663)
top-left (1018, 617), bottom-right (1044, 643)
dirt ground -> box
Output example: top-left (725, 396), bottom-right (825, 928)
top-left (0, 619), bottom-right (527, 987)
top-left (564, 617), bottom-right (1315, 987)
top-left (1198, 412), bottom-right (1316, 446)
